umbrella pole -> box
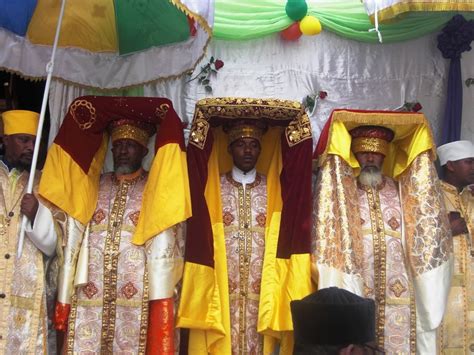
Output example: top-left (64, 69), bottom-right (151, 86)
top-left (17, 0), bottom-right (68, 258)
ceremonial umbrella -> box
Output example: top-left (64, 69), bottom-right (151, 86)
top-left (0, 0), bottom-right (213, 89)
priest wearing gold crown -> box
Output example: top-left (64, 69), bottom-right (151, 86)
top-left (220, 121), bottom-right (268, 354)
top-left (179, 98), bottom-right (314, 355)
top-left (436, 140), bottom-right (474, 353)
top-left (0, 110), bottom-right (58, 353)
top-left (313, 110), bottom-right (452, 354)
top-left (41, 96), bottom-right (191, 354)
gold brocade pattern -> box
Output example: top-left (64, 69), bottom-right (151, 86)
top-left (364, 187), bottom-right (387, 349)
top-left (67, 172), bottom-right (150, 354)
top-left (221, 173), bottom-right (266, 355)
top-left (190, 97), bottom-right (311, 149)
top-left (285, 115), bottom-right (312, 147)
top-left (0, 164), bottom-right (48, 354)
top-left (399, 152), bottom-right (452, 276)
top-left (314, 155), bottom-right (364, 274)
top-left (189, 117), bottom-right (210, 149)
top-left (351, 137), bottom-right (389, 156)
top-left (437, 182), bottom-right (474, 354)
top-left (358, 177), bottom-right (415, 354)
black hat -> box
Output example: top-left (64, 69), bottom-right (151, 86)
top-left (291, 287), bottom-right (375, 347)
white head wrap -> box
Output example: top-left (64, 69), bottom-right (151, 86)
top-left (437, 140), bottom-right (474, 166)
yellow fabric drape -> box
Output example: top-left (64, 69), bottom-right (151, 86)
top-left (39, 136), bottom-right (108, 225)
top-left (180, 126), bottom-right (306, 354)
top-left (320, 110), bottom-right (435, 179)
top-left (133, 143), bottom-right (191, 245)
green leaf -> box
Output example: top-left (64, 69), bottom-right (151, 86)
top-left (210, 56), bottom-right (215, 63)
top-left (202, 79), bottom-right (210, 85)
top-left (205, 85), bottom-right (212, 93)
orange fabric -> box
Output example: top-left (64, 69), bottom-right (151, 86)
top-left (146, 298), bottom-right (174, 355)
top-left (54, 302), bottom-right (71, 331)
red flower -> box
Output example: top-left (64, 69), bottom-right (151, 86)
top-left (318, 91), bottom-right (328, 99)
top-left (187, 16), bottom-right (197, 37)
top-left (214, 59), bottom-right (224, 70)
top-left (412, 102), bottom-right (422, 112)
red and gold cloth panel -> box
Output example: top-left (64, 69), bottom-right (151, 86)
top-left (221, 173), bottom-right (267, 355)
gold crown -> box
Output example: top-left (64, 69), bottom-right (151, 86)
top-left (225, 122), bottom-right (266, 145)
top-left (350, 125), bottom-right (394, 156)
top-left (109, 119), bottom-right (156, 147)
top-left (351, 137), bottom-right (389, 156)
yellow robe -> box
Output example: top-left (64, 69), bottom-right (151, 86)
top-left (0, 163), bottom-right (53, 353)
top-left (438, 181), bottom-right (474, 354)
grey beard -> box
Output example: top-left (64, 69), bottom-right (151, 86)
top-left (114, 164), bottom-right (140, 175)
top-left (358, 166), bottom-right (383, 187)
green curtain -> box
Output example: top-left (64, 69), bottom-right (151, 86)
top-left (214, 0), bottom-right (474, 43)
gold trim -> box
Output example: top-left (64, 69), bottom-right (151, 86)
top-left (76, 298), bottom-right (144, 307)
top-left (285, 113), bottom-right (312, 147)
top-left (366, 187), bottom-right (387, 349)
top-left (370, 2), bottom-right (474, 23)
top-left (191, 97), bottom-right (308, 149)
top-left (236, 183), bottom-right (253, 354)
top-left (189, 117), bottom-right (210, 149)
top-left (100, 179), bottom-right (130, 353)
top-left (229, 292), bottom-right (260, 302)
top-left (362, 227), bottom-right (401, 239)
top-left (70, 99), bottom-right (97, 130)
top-left (90, 224), bottom-right (135, 233)
top-left (66, 294), bottom-right (78, 354)
top-left (138, 269), bottom-right (149, 354)
top-left (224, 225), bottom-right (265, 234)
top-left (385, 297), bottom-right (411, 305)
top-left (352, 137), bottom-right (389, 156)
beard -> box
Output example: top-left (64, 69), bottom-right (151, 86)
top-left (114, 163), bottom-right (141, 175)
top-left (358, 166), bottom-right (383, 188)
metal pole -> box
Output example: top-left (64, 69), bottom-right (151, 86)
top-left (17, 0), bottom-right (68, 258)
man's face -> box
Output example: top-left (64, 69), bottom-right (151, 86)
top-left (355, 152), bottom-right (385, 171)
top-left (3, 134), bottom-right (36, 171)
top-left (111, 138), bottom-right (148, 175)
top-left (228, 137), bottom-right (261, 173)
top-left (447, 157), bottom-right (474, 187)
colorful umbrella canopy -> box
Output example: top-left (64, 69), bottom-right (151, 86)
top-left (0, 0), bottom-right (213, 89)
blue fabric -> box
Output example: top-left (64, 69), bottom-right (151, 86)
top-left (437, 15), bottom-right (474, 144)
top-left (0, 0), bottom-right (38, 36)
top-left (441, 58), bottom-right (462, 144)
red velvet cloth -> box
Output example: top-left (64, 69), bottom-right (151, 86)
top-left (183, 131), bottom-right (215, 267)
top-left (146, 298), bottom-right (175, 355)
top-left (277, 134), bottom-right (313, 258)
top-left (53, 301), bottom-right (71, 331)
top-left (54, 96), bottom-right (183, 173)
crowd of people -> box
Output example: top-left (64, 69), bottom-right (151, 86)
top-left (0, 96), bottom-right (473, 355)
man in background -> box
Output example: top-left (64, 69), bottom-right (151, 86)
top-left (0, 110), bottom-right (58, 353)
top-left (436, 140), bottom-right (474, 353)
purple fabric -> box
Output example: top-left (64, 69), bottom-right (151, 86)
top-left (437, 15), bottom-right (474, 144)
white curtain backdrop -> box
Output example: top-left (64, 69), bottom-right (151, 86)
top-left (48, 30), bottom-right (474, 169)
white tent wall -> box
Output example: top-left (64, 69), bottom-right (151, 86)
top-left (48, 30), bottom-right (474, 170)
